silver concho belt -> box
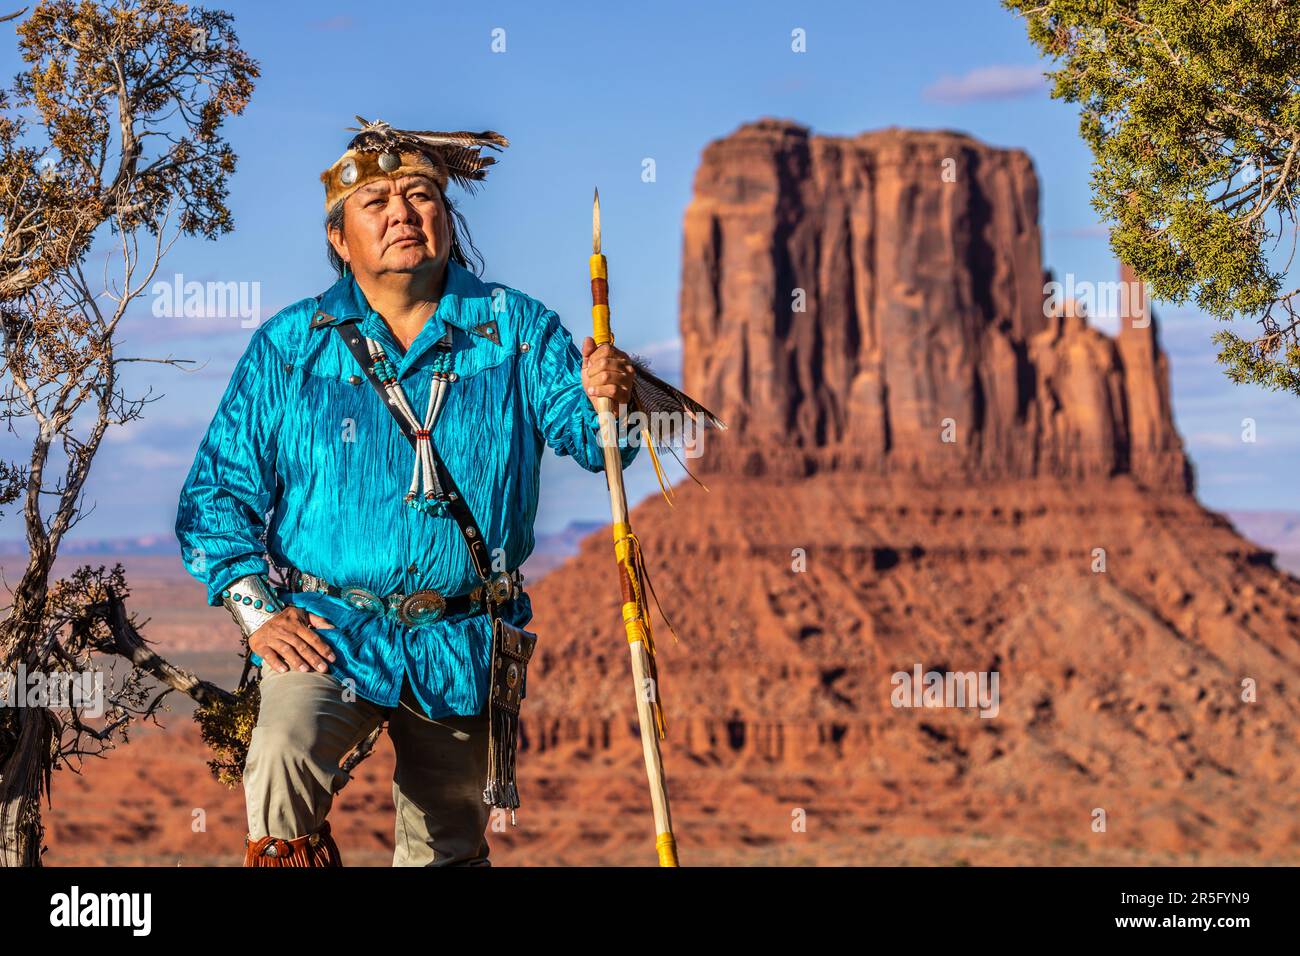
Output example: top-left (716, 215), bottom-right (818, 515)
top-left (289, 567), bottom-right (524, 626)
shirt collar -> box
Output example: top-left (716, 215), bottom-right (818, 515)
top-left (309, 259), bottom-right (485, 332)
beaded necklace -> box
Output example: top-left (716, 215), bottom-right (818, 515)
top-left (363, 329), bottom-right (456, 516)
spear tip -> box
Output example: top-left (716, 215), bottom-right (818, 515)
top-left (592, 187), bottom-right (602, 255)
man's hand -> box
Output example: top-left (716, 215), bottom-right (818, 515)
top-left (250, 605), bottom-right (338, 674)
top-left (581, 336), bottom-right (636, 410)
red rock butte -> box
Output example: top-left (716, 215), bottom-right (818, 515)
top-left (680, 119), bottom-right (1190, 489)
top-left (514, 120), bottom-right (1300, 865)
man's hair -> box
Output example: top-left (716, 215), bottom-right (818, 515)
top-left (325, 182), bottom-right (484, 277)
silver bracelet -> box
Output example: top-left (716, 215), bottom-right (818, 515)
top-left (221, 573), bottom-right (286, 639)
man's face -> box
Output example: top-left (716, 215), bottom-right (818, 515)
top-left (329, 174), bottom-right (450, 279)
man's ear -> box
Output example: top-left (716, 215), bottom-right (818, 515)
top-left (327, 222), bottom-right (349, 265)
top-left (437, 189), bottom-right (453, 242)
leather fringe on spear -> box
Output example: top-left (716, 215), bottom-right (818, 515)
top-left (588, 188), bottom-right (726, 867)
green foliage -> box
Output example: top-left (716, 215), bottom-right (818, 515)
top-left (0, 3), bottom-right (260, 833)
top-left (1005, 0), bottom-right (1300, 395)
top-left (195, 680), bottom-right (259, 788)
top-left (0, 0), bottom-right (259, 300)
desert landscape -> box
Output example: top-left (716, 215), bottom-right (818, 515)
top-left (12, 121), bottom-right (1300, 866)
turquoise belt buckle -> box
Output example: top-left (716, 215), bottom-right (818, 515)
top-left (396, 589), bottom-right (447, 626)
top-left (340, 585), bottom-right (383, 614)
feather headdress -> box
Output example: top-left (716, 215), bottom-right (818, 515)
top-left (320, 116), bottom-right (509, 210)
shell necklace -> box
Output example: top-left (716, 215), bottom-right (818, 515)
top-left (363, 329), bottom-right (456, 515)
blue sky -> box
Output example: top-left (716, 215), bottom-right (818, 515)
top-left (0, 0), bottom-right (1294, 546)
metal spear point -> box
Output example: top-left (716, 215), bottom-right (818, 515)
top-left (588, 187), bottom-right (679, 866)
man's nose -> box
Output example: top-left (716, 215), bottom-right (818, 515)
top-left (387, 195), bottom-right (419, 225)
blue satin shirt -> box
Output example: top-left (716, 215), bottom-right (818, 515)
top-left (174, 260), bottom-right (639, 719)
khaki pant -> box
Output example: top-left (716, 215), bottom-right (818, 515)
top-left (243, 666), bottom-right (493, 866)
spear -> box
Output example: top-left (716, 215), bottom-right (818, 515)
top-left (587, 188), bottom-right (725, 866)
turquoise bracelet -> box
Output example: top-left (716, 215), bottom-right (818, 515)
top-left (221, 573), bottom-right (286, 639)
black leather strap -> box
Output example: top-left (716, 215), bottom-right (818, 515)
top-left (333, 319), bottom-right (496, 585)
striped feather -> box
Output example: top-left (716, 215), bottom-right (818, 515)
top-left (625, 354), bottom-right (726, 502)
top-left (343, 118), bottom-right (509, 193)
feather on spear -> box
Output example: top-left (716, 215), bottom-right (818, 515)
top-left (623, 352), bottom-right (727, 504)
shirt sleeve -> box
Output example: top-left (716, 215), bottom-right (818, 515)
top-left (524, 307), bottom-right (641, 473)
top-left (175, 327), bottom-right (291, 607)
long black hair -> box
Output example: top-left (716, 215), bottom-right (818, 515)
top-left (325, 184), bottom-right (485, 277)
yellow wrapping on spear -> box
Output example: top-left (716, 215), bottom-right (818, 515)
top-left (613, 520), bottom-right (668, 739)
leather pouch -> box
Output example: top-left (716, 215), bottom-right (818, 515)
top-left (484, 616), bottom-right (538, 815)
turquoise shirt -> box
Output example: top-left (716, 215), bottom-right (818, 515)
top-left (174, 260), bottom-right (639, 719)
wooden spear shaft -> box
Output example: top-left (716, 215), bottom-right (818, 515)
top-left (588, 188), bottom-right (679, 867)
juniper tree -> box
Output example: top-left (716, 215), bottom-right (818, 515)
top-left (0, 0), bottom-right (258, 866)
top-left (1005, 0), bottom-right (1300, 394)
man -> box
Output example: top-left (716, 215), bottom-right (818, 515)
top-left (174, 121), bottom-right (641, 866)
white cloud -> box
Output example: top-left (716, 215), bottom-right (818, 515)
top-left (922, 65), bottom-right (1047, 104)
